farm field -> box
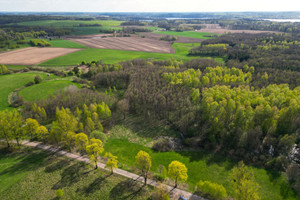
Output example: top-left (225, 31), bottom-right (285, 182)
top-left (0, 47), bottom-right (82, 65)
top-left (47, 39), bottom-right (87, 48)
top-left (154, 31), bottom-right (220, 39)
top-left (0, 146), bottom-right (153, 200)
top-left (68, 34), bottom-right (174, 53)
top-left (40, 42), bottom-right (224, 66)
top-left (19, 80), bottom-right (81, 102)
top-left (0, 73), bottom-right (55, 110)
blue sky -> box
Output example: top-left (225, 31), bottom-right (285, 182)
top-left (0, 0), bottom-right (300, 12)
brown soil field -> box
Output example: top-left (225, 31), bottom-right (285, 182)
top-left (67, 34), bottom-right (175, 53)
top-left (0, 47), bottom-right (82, 65)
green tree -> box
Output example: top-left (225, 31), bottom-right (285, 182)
top-left (168, 161), bottom-right (188, 188)
top-left (105, 152), bottom-right (118, 174)
top-left (51, 107), bottom-right (78, 142)
top-left (24, 118), bottom-right (39, 140)
top-left (61, 131), bottom-right (76, 151)
top-left (136, 150), bottom-right (152, 185)
top-left (75, 133), bottom-right (88, 153)
top-left (86, 138), bottom-right (104, 169)
top-left (230, 161), bottom-right (259, 200)
top-left (36, 126), bottom-right (49, 141)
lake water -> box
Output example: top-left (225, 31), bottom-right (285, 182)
top-left (264, 19), bottom-right (300, 23)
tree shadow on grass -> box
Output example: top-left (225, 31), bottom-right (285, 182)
top-left (45, 158), bottom-right (72, 173)
top-left (0, 151), bottom-right (49, 177)
top-left (52, 162), bottom-right (87, 190)
top-left (77, 173), bottom-right (112, 196)
top-left (109, 179), bottom-right (147, 200)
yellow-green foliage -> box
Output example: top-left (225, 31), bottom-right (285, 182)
top-left (162, 67), bottom-right (252, 87)
top-left (197, 180), bottom-right (227, 200)
top-left (24, 118), bottom-right (39, 139)
top-left (230, 161), bottom-right (259, 200)
top-left (74, 132), bottom-right (89, 152)
top-left (86, 138), bottom-right (104, 168)
top-left (136, 150), bottom-right (152, 184)
top-left (36, 126), bottom-right (49, 141)
top-left (0, 64), bottom-right (10, 74)
top-left (105, 152), bottom-right (118, 173)
top-left (168, 161), bottom-right (188, 187)
top-left (201, 84), bottom-right (300, 134)
top-left (203, 43), bottom-right (229, 49)
top-left (29, 39), bottom-right (51, 47)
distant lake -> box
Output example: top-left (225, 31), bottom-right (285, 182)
top-left (264, 19), bottom-right (300, 23)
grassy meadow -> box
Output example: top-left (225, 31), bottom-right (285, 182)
top-left (0, 145), bottom-right (153, 200)
top-left (19, 80), bottom-right (81, 102)
top-left (155, 31), bottom-right (220, 39)
top-left (0, 73), bottom-right (56, 110)
top-left (47, 39), bottom-right (87, 48)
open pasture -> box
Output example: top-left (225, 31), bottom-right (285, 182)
top-left (68, 34), bottom-right (174, 53)
top-left (0, 47), bottom-right (82, 65)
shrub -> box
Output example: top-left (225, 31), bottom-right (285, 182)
top-left (89, 130), bottom-right (107, 143)
top-left (197, 180), bottom-right (227, 200)
top-left (34, 75), bottom-right (42, 84)
top-left (56, 189), bottom-right (63, 198)
top-left (152, 183), bottom-right (170, 200)
top-left (153, 138), bottom-right (173, 152)
top-left (156, 165), bottom-right (168, 181)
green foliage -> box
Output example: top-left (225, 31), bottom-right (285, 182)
top-left (136, 150), bottom-right (152, 184)
top-left (168, 160), bottom-right (188, 187)
top-left (104, 152), bottom-right (118, 173)
top-left (152, 183), bottom-right (170, 200)
top-left (197, 180), bottom-right (227, 200)
top-left (34, 75), bottom-right (42, 84)
top-left (29, 39), bottom-right (51, 47)
top-left (162, 66), bottom-right (252, 87)
top-left (24, 118), bottom-right (39, 140)
top-left (230, 161), bottom-right (260, 200)
top-left (89, 130), bottom-right (108, 143)
top-left (0, 109), bottom-right (24, 147)
top-left (75, 132), bottom-right (89, 152)
top-left (0, 64), bottom-right (11, 75)
top-left (56, 189), bottom-right (63, 198)
top-left (86, 138), bottom-right (104, 169)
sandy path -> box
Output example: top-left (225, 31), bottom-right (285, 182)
top-left (19, 140), bottom-right (206, 200)
top-left (0, 47), bottom-right (82, 65)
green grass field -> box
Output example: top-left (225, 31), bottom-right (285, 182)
top-left (104, 139), bottom-right (299, 200)
top-left (40, 42), bottom-right (224, 66)
top-left (0, 146), bottom-right (49, 194)
top-left (47, 39), bottom-right (87, 48)
top-left (0, 146), bottom-right (153, 199)
top-left (19, 80), bottom-right (81, 102)
top-left (155, 31), bottom-right (220, 39)
top-left (0, 73), bottom-right (55, 110)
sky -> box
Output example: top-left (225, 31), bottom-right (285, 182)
top-left (0, 0), bottom-right (300, 12)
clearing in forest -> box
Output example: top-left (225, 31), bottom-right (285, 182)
top-left (0, 47), bottom-right (82, 65)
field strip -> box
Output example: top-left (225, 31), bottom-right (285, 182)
top-left (0, 47), bottom-right (83, 65)
top-left (18, 140), bottom-right (206, 200)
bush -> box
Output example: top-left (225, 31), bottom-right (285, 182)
top-left (34, 75), bottom-right (42, 84)
top-left (89, 130), bottom-right (107, 143)
top-left (197, 180), bottom-right (227, 200)
top-left (152, 183), bottom-right (170, 200)
top-left (56, 189), bottom-right (63, 198)
top-left (153, 138), bottom-right (173, 152)
top-left (156, 165), bottom-right (168, 181)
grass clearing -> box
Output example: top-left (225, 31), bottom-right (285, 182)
top-left (155, 31), bottom-right (220, 39)
top-left (19, 80), bottom-right (81, 102)
top-left (40, 42), bottom-right (224, 65)
top-left (104, 139), bottom-right (299, 200)
top-left (0, 73), bottom-right (56, 110)
top-left (47, 39), bottom-right (87, 48)
top-left (0, 146), bottom-right (153, 199)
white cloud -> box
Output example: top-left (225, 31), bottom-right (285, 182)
top-left (0, 0), bottom-right (299, 12)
